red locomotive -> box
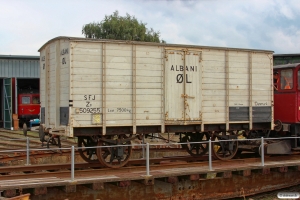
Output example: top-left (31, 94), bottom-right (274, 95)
top-left (273, 63), bottom-right (300, 148)
top-left (17, 89), bottom-right (40, 130)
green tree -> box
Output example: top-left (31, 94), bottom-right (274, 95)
top-left (82, 10), bottom-right (165, 43)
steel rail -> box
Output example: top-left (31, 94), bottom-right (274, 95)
top-left (0, 154), bottom-right (299, 176)
top-left (1, 154), bottom-right (300, 188)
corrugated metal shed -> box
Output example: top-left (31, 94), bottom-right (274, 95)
top-left (0, 55), bottom-right (40, 78)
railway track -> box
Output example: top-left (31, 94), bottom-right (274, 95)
top-left (0, 154), bottom-right (299, 182)
top-left (1, 152), bottom-right (299, 176)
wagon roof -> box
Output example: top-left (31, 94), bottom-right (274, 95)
top-left (274, 63), bottom-right (300, 69)
top-left (38, 36), bottom-right (274, 53)
top-left (0, 55), bottom-right (39, 60)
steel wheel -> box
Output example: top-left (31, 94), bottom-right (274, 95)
top-left (181, 132), bottom-right (209, 156)
top-left (96, 135), bottom-right (132, 168)
top-left (23, 123), bottom-right (27, 136)
top-left (211, 131), bottom-right (238, 160)
top-left (78, 136), bottom-right (99, 163)
top-left (46, 134), bottom-right (61, 149)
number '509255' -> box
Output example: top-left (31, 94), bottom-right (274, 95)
top-left (79, 108), bottom-right (101, 113)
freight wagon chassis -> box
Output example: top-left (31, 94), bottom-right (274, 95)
top-left (40, 124), bottom-right (277, 168)
top-left (177, 131), bottom-right (239, 160)
top-left (76, 134), bottom-right (136, 168)
top-left (75, 131), bottom-right (240, 168)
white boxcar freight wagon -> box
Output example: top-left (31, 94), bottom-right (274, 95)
top-left (39, 37), bottom-right (274, 167)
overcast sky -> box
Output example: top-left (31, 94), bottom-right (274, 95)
top-left (1, 0), bottom-right (299, 56)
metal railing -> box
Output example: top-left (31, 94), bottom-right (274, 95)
top-left (0, 136), bottom-right (299, 182)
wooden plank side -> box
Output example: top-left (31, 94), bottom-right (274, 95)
top-left (202, 112), bottom-right (226, 122)
top-left (202, 49), bottom-right (226, 61)
top-left (135, 45), bottom-right (163, 125)
top-left (202, 89), bottom-right (226, 96)
top-left (48, 43), bottom-right (57, 126)
top-left (138, 94), bottom-right (162, 101)
top-left (136, 45), bottom-right (161, 53)
top-left (107, 56), bottom-right (132, 67)
top-left (100, 75), bottom-right (131, 82)
top-left (106, 43), bottom-right (131, 51)
top-left (251, 68), bottom-right (272, 74)
top-left (72, 115), bottom-right (161, 126)
top-left (136, 76), bottom-right (161, 83)
top-left (72, 54), bottom-right (102, 62)
top-left (104, 43), bottom-right (133, 125)
top-left (106, 113), bottom-right (132, 120)
top-left (72, 61), bottom-right (103, 69)
top-left (228, 85), bottom-right (249, 90)
top-left (136, 101), bottom-right (161, 108)
top-left (72, 86), bottom-right (102, 94)
top-left (70, 111), bottom-right (159, 126)
top-left (201, 50), bottom-right (226, 123)
top-left (72, 81), bottom-right (102, 88)
top-left (40, 50), bottom-right (46, 109)
top-left (106, 70), bottom-right (132, 76)
top-left (136, 51), bottom-right (162, 59)
top-left (136, 82), bottom-right (162, 89)
top-left (202, 72), bottom-right (226, 79)
top-left (136, 57), bottom-right (161, 65)
top-left (202, 95), bottom-right (226, 101)
top-left (59, 39), bottom-right (70, 107)
top-left (202, 83), bottom-right (225, 90)
top-left (70, 41), bottom-right (103, 127)
top-left (251, 52), bottom-right (272, 109)
top-left (251, 73), bottom-right (272, 80)
top-left (228, 66), bottom-right (249, 73)
top-left (202, 106), bottom-right (226, 113)
top-left (106, 50), bottom-right (132, 57)
top-left (202, 77), bottom-right (225, 84)
top-left (202, 100), bottom-right (225, 107)
top-left (252, 90), bottom-right (272, 96)
top-left (72, 47), bottom-right (102, 56)
top-left (136, 107), bottom-right (161, 114)
top-left (73, 42), bottom-right (103, 49)
top-left (106, 101), bottom-right (132, 108)
top-left (136, 69), bottom-right (162, 77)
top-left (228, 74), bottom-right (249, 80)
top-left (72, 74), bottom-right (101, 82)
top-left (136, 63), bottom-right (161, 71)
top-left (136, 89), bottom-right (161, 95)
top-left (202, 66), bottom-right (225, 73)
top-left (136, 119), bottom-right (162, 125)
top-left (252, 95), bottom-right (272, 100)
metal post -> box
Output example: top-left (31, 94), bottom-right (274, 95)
top-left (26, 137), bottom-right (30, 165)
top-left (261, 137), bottom-right (264, 167)
top-left (209, 138), bottom-right (213, 171)
top-left (142, 134), bottom-right (145, 159)
top-left (71, 146), bottom-right (75, 182)
top-left (146, 142), bottom-right (150, 176)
